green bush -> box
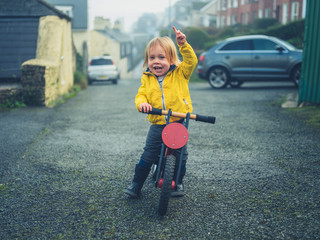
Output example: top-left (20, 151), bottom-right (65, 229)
top-left (253, 18), bottom-right (279, 30)
top-left (256, 19), bottom-right (305, 48)
top-left (74, 71), bottom-right (87, 90)
top-left (76, 51), bottom-right (84, 73)
top-left (214, 27), bottom-right (235, 40)
top-left (183, 27), bottom-right (211, 50)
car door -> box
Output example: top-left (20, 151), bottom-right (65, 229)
top-left (251, 39), bottom-right (289, 78)
top-left (217, 39), bottom-right (253, 78)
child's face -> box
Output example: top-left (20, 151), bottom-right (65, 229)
top-left (148, 43), bottom-right (171, 77)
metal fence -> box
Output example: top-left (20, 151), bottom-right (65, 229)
top-left (298, 0), bottom-right (320, 105)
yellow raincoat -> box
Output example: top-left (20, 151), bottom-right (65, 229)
top-left (135, 42), bottom-right (198, 125)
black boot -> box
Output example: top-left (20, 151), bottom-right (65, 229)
top-left (125, 164), bottom-right (150, 198)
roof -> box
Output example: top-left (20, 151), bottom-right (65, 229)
top-left (44, 0), bottom-right (88, 29)
top-left (97, 28), bottom-right (131, 43)
top-left (0, 0), bottom-right (71, 20)
top-left (201, 0), bottom-right (217, 12)
top-left (192, 1), bottom-right (210, 11)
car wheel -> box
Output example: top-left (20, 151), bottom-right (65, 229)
top-left (291, 64), bottom-right (301, 87)
top-left (208, 67), bottom-right (229, 89)
top-left (229, 80), bottom-right (243, 88)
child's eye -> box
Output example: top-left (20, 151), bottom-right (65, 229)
top-left (149, 56), bottom-right (155, 60)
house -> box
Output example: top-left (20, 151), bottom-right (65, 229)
top-left (90, 17), bottom-right (133, 79)
top-left (199, 0), bottom-right (218, 27)
top-left (0, 0), bottom-right (71, 80)
top-left (0, 0), bottom-right (74, 106)
top-left (168, 0), bottom-right (306, 29)
top-left (44, 0), bottom-right (89, 73)
top-left (190, 1), bottom-right (211, 27)
top-left (214, 0), bottom-right (306, 28)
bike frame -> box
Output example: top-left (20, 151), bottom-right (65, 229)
top-left (141, 107), bottom-right (215, 215)
top-left (154, 109), bottom-right (190, 191)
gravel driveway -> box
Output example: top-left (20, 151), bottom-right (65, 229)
top-left (1, 79), bottom-right (319, 239)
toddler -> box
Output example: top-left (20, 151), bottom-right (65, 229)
top-left (125, 26), bottom-right (198, 198)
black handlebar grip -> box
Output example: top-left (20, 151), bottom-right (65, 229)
top-left (195, 114), bottom-right (216, 124)
top-left (141, 108), bottom-right (162, 115)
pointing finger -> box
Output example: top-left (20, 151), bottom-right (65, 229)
top-left (172, 26), bottom-right (178, 34)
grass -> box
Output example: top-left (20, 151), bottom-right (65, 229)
top-left (284, 106), bottom-right (320, 130)
top-left (0, 99), bottom-right (26, 111)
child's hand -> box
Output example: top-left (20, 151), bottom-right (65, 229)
top-left (173, 26), bottom-right (186, 46)
top-left (139, 103), bottom-right (152, 113)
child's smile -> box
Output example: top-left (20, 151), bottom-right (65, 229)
top-left (148, 43), bottom-right (171, 77)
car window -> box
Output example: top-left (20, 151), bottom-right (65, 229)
top-left (253, 39), bottom-right (278, 51)
top-left (91, 59), bottom-right (112, 65)
top-left (220, 40), bottom-right (252, 51)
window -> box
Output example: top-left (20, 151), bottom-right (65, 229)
top-left (55, 5), bottom-right (73, 18)
top-left (265, 8), bottom-right (271, 18)
top-left (232, 15), bottom-right (237, 25)
top-left (253, 11), bottom-right (257, 20)
top-left (221, 0), bottom-right (227, 10)
top-left (91, 58), bottom-right (112, 66)
top-left (220, 16), bottom-right (225, 27)
top-left (233, 0), bottom-right (238, 8)
top-left (282, 3), bottom-right (288, 24)
top-left (291, 2), bottom-right (299, 21)
top-left (241, 0), bottom-right (245, 5)
top-left (220, 40), bottom-right (252, 51)
top-left (258, 9), bottom-right (263, 18)
top-left (245, 12), bottom-right (250, 24)
top-left (253, 39), bottom-right (278, 51)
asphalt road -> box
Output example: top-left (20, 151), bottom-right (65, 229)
top-left (1, 79), bottom-right (319, 239)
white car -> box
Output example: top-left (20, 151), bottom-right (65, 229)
top-left (87, 56), bottom-right (120, 85)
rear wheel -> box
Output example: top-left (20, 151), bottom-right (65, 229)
top-left (208, 66), bottom-right (229, 89)
top-left (291, 64), bottom-right (301, 87)
top-left (158, 154), bottom-right (175, 216)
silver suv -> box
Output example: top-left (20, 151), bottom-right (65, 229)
top-left (197, 35), bottom-right (302, 89)
top-left (87, 56), bottom-right (120, 85)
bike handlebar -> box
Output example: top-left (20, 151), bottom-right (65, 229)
top-left (141, 108), bottom-right (216, 124)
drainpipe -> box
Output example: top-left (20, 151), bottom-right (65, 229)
top-left (273, 0), bottom-right (277, 18)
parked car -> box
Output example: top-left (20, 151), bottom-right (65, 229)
top-left (87, 56), bottom-right (120, 85)
top-left (197, 35), bottom-right (302, 89)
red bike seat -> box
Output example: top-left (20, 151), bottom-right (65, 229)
top-left (162, 122), bottom-right (189, 149)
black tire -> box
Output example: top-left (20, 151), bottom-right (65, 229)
top-left (291, 64), bottom-right (301, 87)
top-left (151, 164), bottom-right (157, 181)
top-left (158, 154), bottom-right (175, 216)
top-left (208, 66), bottom-right (229, 89)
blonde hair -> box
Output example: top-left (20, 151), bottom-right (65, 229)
top-left (143, 36), bottom-right (181, 70)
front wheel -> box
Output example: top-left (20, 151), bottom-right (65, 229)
top-left (208, 66), bottom-right (229, 89)
top-left (158, 154), bottom-right (175, 216)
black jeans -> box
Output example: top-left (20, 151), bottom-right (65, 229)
top-left (141, 122), bottom-right (188, 166)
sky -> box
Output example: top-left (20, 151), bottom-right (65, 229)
top-left (88, 0), bottom-right (178, 32)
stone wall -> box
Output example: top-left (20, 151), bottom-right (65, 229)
top-left (21, 60), bottom-right (59, 106)
top-left (21, 15), bottom-right (74, 107)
